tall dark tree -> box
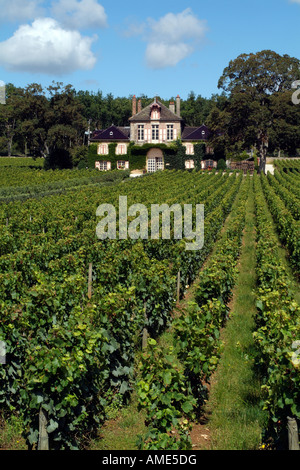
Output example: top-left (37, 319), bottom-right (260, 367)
top-left (217, 50), bottom-right (300, 171)
top-left (45, 82), bottom-right (86, 168)
top-left (19, 83), bottom-right (49, 157)
top-left (181, 91), bottom-right (214, 126)
top-left (268, 90), bottom-right (300, 156)
top-left (0, 84), bottom-right (24, 156)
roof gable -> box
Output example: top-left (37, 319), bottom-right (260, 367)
top-left (91, 125), bottom-right (129, 141)
top-left (129, 99), bottom-right (182, 122)
top-left (182, 124), bottom-right (211, 141)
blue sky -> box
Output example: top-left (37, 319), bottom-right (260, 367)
top-left (0, 0), bottom-right (300, 100)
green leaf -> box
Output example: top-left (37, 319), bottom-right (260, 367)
top-left (120, 381), bottom-right (130, 394)
top-left (47, 419), bottom-right (59, 434)
top-left (182, 400), bottom-right (194, 414)
top-left (163, 371), bottom-right (172, 385)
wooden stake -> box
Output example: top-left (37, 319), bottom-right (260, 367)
top-left (288, 417), bottom-right (300, 450)
top-left (177, 270), bottom-right (181, 302)
top-left (88, 263), bottom-right (93, 299)
top-left (142, 301), bottom-right (148, 350)
top-left (38, 408), bottom-right (49, 450)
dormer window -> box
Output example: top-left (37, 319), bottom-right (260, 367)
top-left (150, 102), bottom-right (161, 120)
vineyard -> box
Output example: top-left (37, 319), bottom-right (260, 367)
top-left (0, 158), bottom-right (299, 450)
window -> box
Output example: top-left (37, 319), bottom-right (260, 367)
top-left (167, 125), bottom-right (174, 141)
top-left (156, 157), bottom-right (164, 170)
top-left (203, 160), bottom-right (214, 170)
top-left (185, 160), bottom-right (195, 169)
top-left (116, 144), bottom-right (127, 155)
top-left (117, 160), bottom-right (129, 170)
top-left (185, 144), bottom-right (194, 155)
top-left (147, 158), bottom-right (156, 173)
top-left (152, 125), bottom-right (159, 141)
top-left (151, 109), bottom-right (160, 119)
top-left (147, 157), bottom-right (164, 173)
top-left (95, 161), bottom-right (111, 171)
top-left (138, 125), bottom-right (144, 141)
top-left (98, 144), bottom-right (108, 155)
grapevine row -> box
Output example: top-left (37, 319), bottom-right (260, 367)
top-left (0, 170), bottom-right (242, 449)
top-left (253, 173), bottom-right (300, 445)
top-left (260, 173), bottom-right (300, 277)
top-left (136, 175), bottom-right (250, 449)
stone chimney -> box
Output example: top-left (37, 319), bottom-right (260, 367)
top-left (169, 101), bottom-right (175, 114)
top-left (176, 95), bottom-right (181, 117)
top-left (132, 95), bottom-right (137, 116)
top-left (138, 99), bottom-right (142, 114)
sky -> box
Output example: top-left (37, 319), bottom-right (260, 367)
top-left (0, 0), bottom-right (300, 100)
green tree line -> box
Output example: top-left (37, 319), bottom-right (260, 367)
top-left (0, 82), bottom-right (215, 162)
top-left (1, 50), bottom-right (300, 171)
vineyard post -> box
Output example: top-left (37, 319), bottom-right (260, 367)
top-left (177, 270), bottom-right (181, 302)
top-left (287, 417), bottom-right (300, 450)
top-left (88, 263), bottom-right (93, 300)
top-left (38, 408), bottom-right (49, 450)
top-left (142, 301), bottom-right (148, 350)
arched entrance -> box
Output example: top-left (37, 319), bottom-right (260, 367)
top-left (146, 148), bottom-right (164, 173)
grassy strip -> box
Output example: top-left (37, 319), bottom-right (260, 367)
top-left (88, 393), bottom-right (147, 451)
top-left (0, 412), bottom-right (26, 450)
top-left (203, 177), bottom-right (266, 450)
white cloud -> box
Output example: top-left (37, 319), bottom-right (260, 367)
top-left (0, 18), bottom-right (97, 75)
top-left (146, 42), bottom-right (194, 69)
top-left (125, 9), bottom-right (208, 70)
top-left (51, 0), bottom-right (108, 30)
top-left (148, 9), bottom-right (207, 45)
top-left (0, 0), bottom-right (45, 22)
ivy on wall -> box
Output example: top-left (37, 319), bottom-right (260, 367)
top-left (87, 141), bottom-right (208, 171)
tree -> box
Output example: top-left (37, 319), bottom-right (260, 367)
top-left (268, 90), bottom-right (300, 156)
top-left (0, 84), bottom-right (24, 156)
top-left (18, 83), bottom-right (49, 157)
top-left (181, 91), bottom-right (214, 126)
top-left (217, 50), bottom-right (300, 172)
top-left (45, 82), bottom-right (86, 168)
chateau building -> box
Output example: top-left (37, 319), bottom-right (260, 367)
top-left (90, 95), bottom-right (214, 172)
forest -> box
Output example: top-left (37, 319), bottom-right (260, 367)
top-left (0, 82), bottom-right (215, 160)
top-left (1, 51), bottom-right (300, 170)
